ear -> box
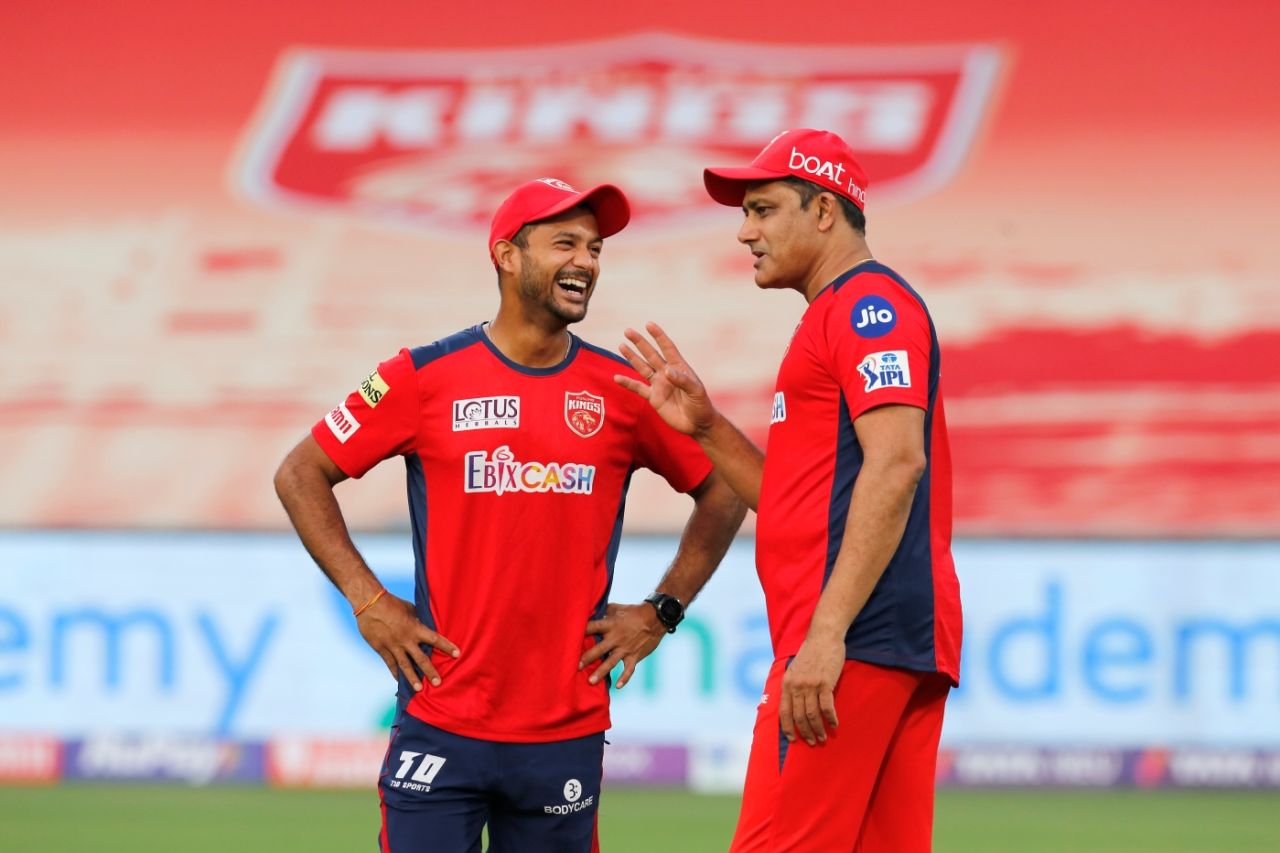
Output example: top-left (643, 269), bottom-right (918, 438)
top-left (815, 193), bottom-right (840, 234)
top-left (493, 240), bottom-right (521, 275)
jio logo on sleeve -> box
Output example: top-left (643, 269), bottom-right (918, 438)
top-left (851, 295), bottom-right (896, 338)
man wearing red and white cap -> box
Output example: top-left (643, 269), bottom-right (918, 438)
top-left (617, 129), bottom-right (960, 852)
top-left (275, 178), bottom-right (744, 853)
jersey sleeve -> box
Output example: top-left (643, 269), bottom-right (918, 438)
top-left (825, 274), bottom-right (932, 420)
top-left (634, 401), bottom-right (714, 494)
top-left (310, 349), bottom-right (419, 478)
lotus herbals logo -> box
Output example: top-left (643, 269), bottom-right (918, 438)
top-left (452, 396), bottom-right (520, 431)
top-left (234, 35), bottom-right (1001, 231)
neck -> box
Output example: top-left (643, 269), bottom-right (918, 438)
top-left (800, 241), bottom-right (875, 303)
top-left (485, 311), bottom-right (571, 368)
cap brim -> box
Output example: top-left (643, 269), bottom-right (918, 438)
top-left (703, 166), bottom-right (791, 207)
top-left (528, 183), bottom-right (631, 239)
top-left (576, 184), bottom-right (631, 239)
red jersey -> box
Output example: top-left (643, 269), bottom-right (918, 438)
top-left (755, 262), bottom-right (961, 683)
top-left (312, 326), bottom-right (712, 741)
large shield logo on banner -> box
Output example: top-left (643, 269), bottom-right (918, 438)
top-left (564, 391), bottom-right (605, 439)
top-left (233, 34), bottom-right (1001, 232)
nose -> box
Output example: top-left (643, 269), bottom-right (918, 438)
top-left (571, 244), bottom-right (597, 274)
top-left (737, 218), bottom-right (759, 245)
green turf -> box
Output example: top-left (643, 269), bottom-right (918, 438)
top-left (935, 790), bottom-right (1280, 853)
top-left (0, 786), bottom-right (1277, 851)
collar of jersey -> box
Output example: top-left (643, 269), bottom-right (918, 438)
top-left (817, 260), bottom-right (890, 300)
top-left (473, 324), bottom-right (581, 376)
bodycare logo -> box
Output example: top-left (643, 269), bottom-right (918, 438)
top-left (235, 35), bottom-right (1000, 231)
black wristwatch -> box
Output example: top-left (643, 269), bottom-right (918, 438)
top-left (644, 592), bottom-right (685, 634)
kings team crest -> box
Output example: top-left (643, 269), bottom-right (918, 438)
top-left (565, 391), bottom-right (605, 438)
top-left (233, 35), bottom-right (1000, 232)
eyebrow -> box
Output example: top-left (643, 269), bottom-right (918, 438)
top-left (551, 230), bottom-right (601, 243)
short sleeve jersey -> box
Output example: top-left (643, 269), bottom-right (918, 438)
top-left (312, 326), bottom-right (712, 742)
top-left (756, 262), bottom-right (961, 683)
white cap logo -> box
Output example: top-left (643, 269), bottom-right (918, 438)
top-left (537, 177), bottom-right (577, 193)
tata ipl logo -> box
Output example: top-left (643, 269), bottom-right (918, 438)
top-left (234, 35), bottom-right (1001, 231)
top-left (858, 350), bottom-right (912, 392)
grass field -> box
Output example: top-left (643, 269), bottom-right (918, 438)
top-left (1, 786), bottom-right (1278, 851)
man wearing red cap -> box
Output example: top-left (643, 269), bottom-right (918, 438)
top-left (274, 177), bottom-right (744, 853)
top-left (617, 129), bottom-right (961, 852)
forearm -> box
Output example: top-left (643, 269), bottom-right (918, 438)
top-left (274, 458), bottom-right (382, 609)
top-left (806, 459), bottom-right (922, 642)
top-left (653, 473), bottom-right (746, 605)
top-left (695, 411), bottom-right (765, 511)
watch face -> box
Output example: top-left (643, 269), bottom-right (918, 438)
top-left (659, 599), bottom-right (682, 622)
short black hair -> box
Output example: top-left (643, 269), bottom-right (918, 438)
top-left (509, 223), bottom-right (533, 250)
top-left (778, 176), bottom-right (866, 233)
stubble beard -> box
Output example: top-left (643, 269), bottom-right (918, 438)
top-left (519, 262), bottom-right (590, 325)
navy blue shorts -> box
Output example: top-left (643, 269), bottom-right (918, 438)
top-left (376, 713), bottom-right (604, 853)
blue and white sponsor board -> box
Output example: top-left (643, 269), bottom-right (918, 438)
top-left (0, 532), bottom-right (402, 737)
top-left (611, 538), bottom-right (1280, 750)
top-left (1, 533), bottom-right (1277, 750)
top-left (942, 540), bottom-right (1280, 747)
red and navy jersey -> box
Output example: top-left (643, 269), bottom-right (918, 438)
top-left (311, 325), bottom-right (712, 742)
top-left (756, 262), bottom-right (961, 684)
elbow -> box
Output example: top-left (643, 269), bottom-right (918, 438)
top-left (695, 472), bottom-right (749, 528)
top-left (273, 457), bottom-right (296, 502)
top-left (274, 445), bottom-right (313, 503)
top-left (868, 451), bottom-right (926, 492)
top-left (898, 454), bottom-right (927, 492)
top-left (903, 452), bottom-right (927, 486)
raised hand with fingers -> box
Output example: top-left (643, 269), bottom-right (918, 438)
top-left (614, 322), bottom-right (715, 438)
top-left (356, 591), bottom-right (460, 693)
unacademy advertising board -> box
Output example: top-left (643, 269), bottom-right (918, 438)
top-left (0, 533), bottom-right (1276, 746)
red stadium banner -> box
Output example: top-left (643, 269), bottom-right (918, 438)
top-left (266, 737), bottom-right (386, 788)
top-left (235, 36), bottom-right (1000, 231)
top-left (3, 2), bottom-right (1277, 535)
top-left (0, 736), bottom-right (61, 785)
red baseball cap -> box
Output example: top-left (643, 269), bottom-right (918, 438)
top-left (704, 128), bottom-right (869, 210)
top-left (488, 178), bottom-right (631, 263)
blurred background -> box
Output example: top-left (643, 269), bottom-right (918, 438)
top-left (3, 1), bottom-right (1278, 850)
